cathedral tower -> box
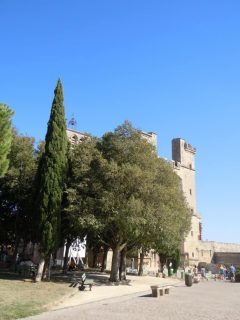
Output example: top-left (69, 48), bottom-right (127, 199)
top-left (172, 138), bottom-right (201, 265)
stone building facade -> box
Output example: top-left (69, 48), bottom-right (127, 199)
top-left (170, 137), bottom-right (240, 266)
top-left (66, 128), bottom-right (157, 148)
top-left (66, 127), bottom-right (240, 268)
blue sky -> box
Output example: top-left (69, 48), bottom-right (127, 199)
top-left (1, 1), bottom-right (240, 243)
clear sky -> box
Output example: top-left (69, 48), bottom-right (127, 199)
top-left (1, 1), bottom-right (240, 243)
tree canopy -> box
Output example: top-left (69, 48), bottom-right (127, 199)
top-left (0, 130), bottom-right (37, 247)
top-left (66, 121), bottom-right (191, 281)
top-left (0, 96), bottom-right (191, 282)
top-left (0, 104), bottom-right (14, 177)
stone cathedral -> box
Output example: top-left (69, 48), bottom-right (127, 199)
top-left (66, 127), bottom-right (240, 269)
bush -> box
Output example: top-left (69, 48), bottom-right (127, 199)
top-left (235, 267), bottom-right (240, 282)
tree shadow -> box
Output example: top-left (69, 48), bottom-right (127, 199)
top-left (0, 270), bottom-right (25, 281)
top-left (0, 267), bottom-right (133, 288)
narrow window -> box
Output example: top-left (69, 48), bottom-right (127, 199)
top-left (71, 135), bottom-right (78, 144)
top-left (192, 252), bottom-right (194, 258)
top-left (190, 189), bottom-right (192, 195)
top-left (191, 231), bottom-right (194, 237)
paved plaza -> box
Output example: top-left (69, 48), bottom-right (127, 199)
top-left (24, 279), bottom-right (240, 320)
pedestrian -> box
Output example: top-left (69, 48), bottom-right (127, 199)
top-left (68, 257), bottom-right (76, 271)
top-left (193, 265), bottom-right (198, 276)
top-left (201, 266), bottom-right (208, 281)
top-left (219, 264), bottom-right (225, 280)
top-left (230, 264), bottom-right (236, 282)
top-left (162, 264), bottom-right (168, 278)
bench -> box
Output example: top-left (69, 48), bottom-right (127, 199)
top-left (150, 285), bottom-right (172, 297)
top-left (71, 273), bottom-right (94, 291)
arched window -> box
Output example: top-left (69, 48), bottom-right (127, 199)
top-left (71, 135), bottom-right (78, 144)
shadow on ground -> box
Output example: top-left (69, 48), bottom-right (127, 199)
top-left (0, 267), bottom-right (132, 287)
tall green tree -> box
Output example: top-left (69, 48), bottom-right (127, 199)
top-left (138, 157), bottom-right (191, 272)
top-left (60, 121), bottom-right (190, 282)
top-left (0, 104), bottom-right (14, 177)
top-left (0, 130), bottom-right (37, 250)
top-left (35, 80), bottom-right (68, 281)
top-left (61, 138), bottom-right (100, 272)
top-left (87, 122), bottom-right (160, 281)
top-left (86, 122), bottom-right (190, 282)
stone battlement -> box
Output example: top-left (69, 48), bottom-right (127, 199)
top-left (184, 142), bottom-right (196, 154)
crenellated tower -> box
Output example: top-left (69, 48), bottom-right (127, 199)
top-left (172, 138), bottom-right (201, 265)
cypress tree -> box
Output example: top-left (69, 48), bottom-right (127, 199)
top-left (0, 104), bottom-right (14, 177)
top-left (35, 80), bottom-right (68, 280)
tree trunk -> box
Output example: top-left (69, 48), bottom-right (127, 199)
top-left (11, 236), bottom-right (21, 270)
top-left (119, 246), bottom-right (127, 281)
top-left (35, 257), bottom-right (45, 282)
top-left (159, 253), bottom-right (167, 272)
top-left (42, 257), bottom-right (49, 280)
top-left (138, 250), bottom-right (144, 276)
top-left (62, 239), bottom-right (71, 274)
top-left (92, 247), bottom-right (98, 268)
top-left (101, 245), bottom-right (109, 272)
top-left (84, 246), bottom-right (89, 268)
top-left (109, 245), bottom-right (121, 282)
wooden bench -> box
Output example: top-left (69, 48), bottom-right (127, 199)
top-left (150, 285), bottom-right (172, 297)
top-left (71, 273), bottom-right (94, 291)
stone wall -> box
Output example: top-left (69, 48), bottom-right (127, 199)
top-left (213, 252), bottom-right (240, 266)
top-left (140, 131), bottom-right (157, 148)
top-left (66, 128), bottom-right (89, 145)
top-left (198, 241), bottom-right (240, 264)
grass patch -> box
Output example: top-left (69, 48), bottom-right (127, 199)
top-left (0, 274), bottom-right (74, 320)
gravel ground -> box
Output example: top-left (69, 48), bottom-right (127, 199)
top-left (23, 280), bottom-right (240, 320)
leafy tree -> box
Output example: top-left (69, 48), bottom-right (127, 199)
top-left (86, 122), bottom-right (159, 281)
top-left (0, 130), bottom-right (37, 256)
top-left (86, 121), bottom-right (190, 281)
top-left (61, 138), bottom-right (100, 272)
top-left (139, 157), bottom-right (191, 271)
top-left (121, 158), bottom-right (191, 277)
top-left (0, 104), bottom-right (14, 177)
top-left (34, 79), bottom-right (68, 281)
top-left (59, 121), bottom-right (190, 282)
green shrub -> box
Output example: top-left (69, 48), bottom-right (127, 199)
top-left (235, 267), bottom-right (240, 282)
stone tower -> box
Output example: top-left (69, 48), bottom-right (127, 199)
top-left (172, 138), bottom-right (201, 266)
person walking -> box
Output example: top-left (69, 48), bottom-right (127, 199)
top-left (201, 266), bottom-right (208, 281)
top-left (230, 264), bottom-right (236, 282)
top-left (219, 264), bottom-right (225, 280)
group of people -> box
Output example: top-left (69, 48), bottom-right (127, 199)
top-left (189, 263), bottom-right (237, 281)
top-left (192, 265), bottom-right (208, 281)
top-left (218, 264), bottom-right (236, 281)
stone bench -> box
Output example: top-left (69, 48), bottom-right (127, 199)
top-left (150, 285), bottom-right (172, 297)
